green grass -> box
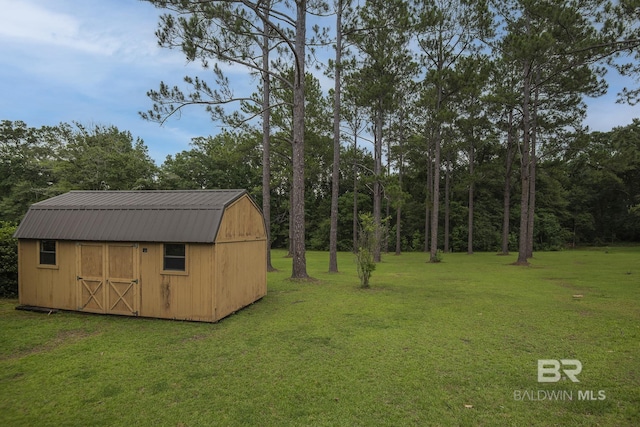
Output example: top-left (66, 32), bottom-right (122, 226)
top-left (1, 248), bottom-right (639, 426)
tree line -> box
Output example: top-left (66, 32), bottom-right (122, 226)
top-left (2, 116), bottom-right (639, 249)
top-left (1, 0), bottom-right (639, 282)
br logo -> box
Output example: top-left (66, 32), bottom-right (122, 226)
top-left (538, 359), bottom-right (582, 383)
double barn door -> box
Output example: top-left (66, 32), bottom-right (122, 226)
top-left (77, 243), bottom-right (139, 316)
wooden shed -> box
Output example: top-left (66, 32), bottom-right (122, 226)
top-left (13, 190), bottom-right (267, 322)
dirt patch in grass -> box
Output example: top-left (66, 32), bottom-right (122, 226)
top-left (286, 276), bottom-right (323, 285)
top-left (546, 277), bottom-right (591, 293)
top-left (180, 334), bottom-right (210, 343)
top-left (2, 328), bottom-right (98, 361)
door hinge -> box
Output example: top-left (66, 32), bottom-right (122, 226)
top-left (132, 279), bottom-right (139, 284)
top-left (76, 276), bottom-right (82, 280)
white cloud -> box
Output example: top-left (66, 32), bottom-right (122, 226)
top-left (0, 0), bottom-right (122, 56)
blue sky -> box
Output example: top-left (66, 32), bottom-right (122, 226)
top-left (0, 0), bottom-right (253, 163)
top-left (0, 0), bottom-right (637, 165)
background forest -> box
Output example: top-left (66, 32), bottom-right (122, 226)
top-left (2, 116), bottom-right (639, 252)
top-left (1, 0), bottom-right (639, 284)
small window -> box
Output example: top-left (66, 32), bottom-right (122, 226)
top-left (39, 240), bottom-right (57, 265)
top-left (163, 244), bottom-right (186, 271)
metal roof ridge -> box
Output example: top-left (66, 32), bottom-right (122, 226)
top-left (66, 189), bottom-right (246, 193)
top-left (29, 206), bottom-right (226, 210)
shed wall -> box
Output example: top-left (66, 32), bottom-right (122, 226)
top-left (18, 240), bottom-right (76, 310)
top-left (216, 196), bottom-right (267, 242)
top-left (214, 240), bottom-right (266, 321)
top-left (213, 194), bottom-right (267, 320)
top-left (139, 243), bottom-right (215, 322)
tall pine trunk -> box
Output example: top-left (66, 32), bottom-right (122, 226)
top-left (516, 59), bottom-right (532, 265)
top-left (430, 78), bottom-right (444, 262)
top-left (467, 137), bottom-right (475, 255)
top-left (501, 110), bottom-right (516, 255)
top-left (385, 137), bottom-right (391, 254)
top-left (395, 120), bottom-right (404, 256)
top-left (329, 0), bottom-right (343, 273)
top-left (424, 139), bottom-right (432, 252)
top-left (395, 207), bottom-right (402, 255)
top-left (373, 103), bottom-right (383, 263)
top-left (444, 155), bottom-right (451, 253)
top-left (430, 126), bottom-right (441, 262)
top-left (527, 147), bottom-right (537, 258)
top-left (291, 0), bottom-right (308, 278)
top-left (353, 134), bottom-right (358, 253)
top-left (526, 72), bottom-right (540, 259)
top-left (261, 1), bottom-right (275, 272)
top-left (287, 187), bottom-right (293, 257)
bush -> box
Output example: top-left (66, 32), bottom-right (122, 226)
top-left (534, 211), bottom-right (572, 251)
top-left (0, 222), bottom-right (18, 298)
top-left (356, 213), bottom-right (377, 288)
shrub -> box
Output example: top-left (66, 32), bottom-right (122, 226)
top-left (355, 213), bottom-right (377, 288)
top-left (0, 222), bottom-right (18, 298)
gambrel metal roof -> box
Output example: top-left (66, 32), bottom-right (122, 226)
top-left (13, 190), bottom-right (248, 243)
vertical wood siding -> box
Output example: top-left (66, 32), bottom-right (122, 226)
top-left (18, 240), bottom-right (76, 310)
top-left (139, 243), bottom-right (214, 321)
top-left (213, 194), bottom-right (267, 320)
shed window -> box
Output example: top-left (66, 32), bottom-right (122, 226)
top-left (163, 244), bottom-right (186, 271)
top-left (39, 240), bottom-right (57, 265)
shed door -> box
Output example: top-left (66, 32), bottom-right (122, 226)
top-left (77, 243), bottom-right (105, 313)
top-left (106, 244), bottom-right (139, 316)
top-left (77, 243), bottom-right (139, 316)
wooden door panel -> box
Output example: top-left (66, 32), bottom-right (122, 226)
top-left (108, 245), bottom-right (134, 279)
top-left (77, 244), bottom-right (105, 313)
top-left (108, 279), bottom-right (136, 314)
top-left (106, 244), bottom-right (138, 316)
top-left (80, 279), bottom-right (104, 312)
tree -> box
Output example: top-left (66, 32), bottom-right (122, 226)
top-left (261, 0), bottom-right (276, 271)
top-left (453, 55), bottom-right (492, 254)
top-left (0, 121), bottom-right (58, 222)
top-left (355, 212), bottom-right (377, 288)
top-left (565, 120), bottom-right (640, 244)
top-left (340, 84), bottom-right (369, 252)
top-left (415, 0), bottom-right (490, 262)
top-left (485, 57), bottom-right (521, 255)
top-left (290, 0), bottom-right (309, 278)
top-left (346, 0), bottom-right (416, 262)
top-left (55, 124), bottom-right (157, 192)
top-left (248, 67), bottom-right (333, 253)
top-left (141, 0), bottom-right (321, 278)
top-left (600, 1), bottom-right (640, 105)
top-left (159, 132), bottom-right (261, 191)
top-left (386, 80), bottom-right (417, 255)
top-left (328, 0), bottom-right (350, 273)
top-left (391, 110), bottom-right (409, 256)
top-left (491, 0), bottom-right (611, 263)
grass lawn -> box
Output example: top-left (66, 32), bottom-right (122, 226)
top-left (1, 248), bottom-right (639, 426)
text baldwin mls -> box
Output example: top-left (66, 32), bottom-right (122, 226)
top-left (514, 389), bottom-right (606, 401)
top-left (513, 359), bottom-right (606, 401)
